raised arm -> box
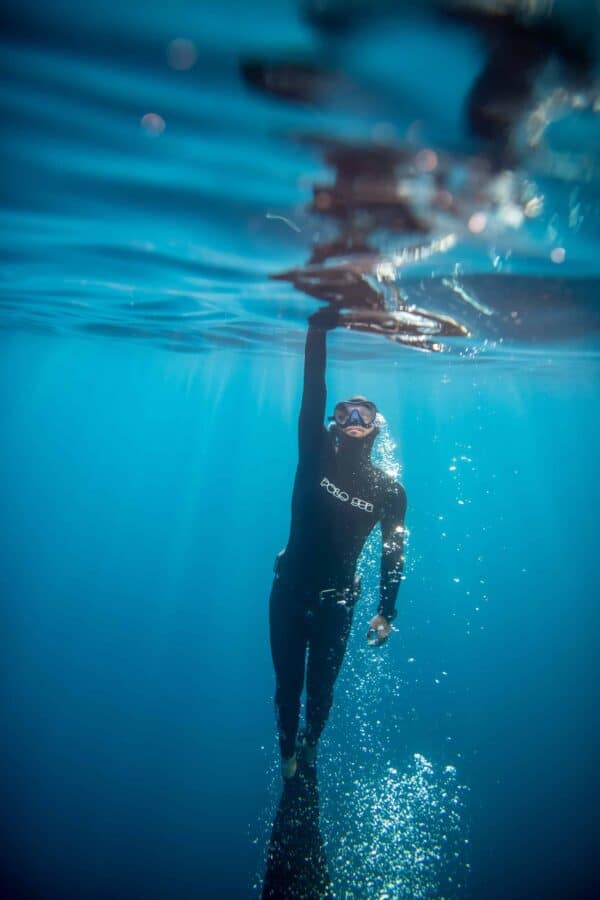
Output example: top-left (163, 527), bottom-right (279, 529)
top-left (378, 483), bottom-right (407, 622)
top-left (298, 307), bottom-right (338, 460)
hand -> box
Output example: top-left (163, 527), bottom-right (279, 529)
top-left (366, 614), bottom-right (392, 647)
top-left (308, 305), bottom-right (339, 331)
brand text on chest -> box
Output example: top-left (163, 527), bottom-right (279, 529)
top-left (320, 477), bottom-right (374, 512)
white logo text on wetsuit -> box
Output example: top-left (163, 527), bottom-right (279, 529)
top-left (320, 477), bottom-right (374, 513)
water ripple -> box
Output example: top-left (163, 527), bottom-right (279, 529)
top-left (1, 3), bottom-right (598, 366)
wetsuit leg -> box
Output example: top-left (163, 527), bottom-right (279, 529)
top-left (304, 601), bottom-right (354, 747)
top-left (269, 579), bottom-right (309, 758)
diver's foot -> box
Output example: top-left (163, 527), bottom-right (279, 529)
top-left (303, 740), bottom-right (317, 767)
top-left (298, 732), bottom-right (317, 767)
top-left (281, 754), bottom-right (297, 780)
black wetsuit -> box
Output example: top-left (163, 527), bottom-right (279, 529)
top-left (269, 323), bottom-right (407, 759)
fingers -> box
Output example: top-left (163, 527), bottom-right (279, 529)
top-left (375, 625), bottom-right (389, 645)
top-left (366, 624), bottom-right (390, 646)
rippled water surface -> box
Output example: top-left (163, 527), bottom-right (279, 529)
top-left (1, 2), bottom-right (599, 899)
top-left (2, 0), bottom-right (599, 361)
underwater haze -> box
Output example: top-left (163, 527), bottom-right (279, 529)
top-left (1, 1), bottom-right (599, 898)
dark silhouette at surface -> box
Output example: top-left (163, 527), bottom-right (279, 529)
top-left (266, 133), bottom-right (471, 351)
top-left (243, 1), bottom-right (595, 171)
top-left (437, 3), bottom-right (595, 167)
top-left (240, 58), bottom-right (346, 106)
top-left (262, 761), bottom-right (333, 900)
top-left (304, 140), bottom-right (430, 264)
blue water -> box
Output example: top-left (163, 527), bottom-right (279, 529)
top-left (1, 2), bottom-right (599, 898)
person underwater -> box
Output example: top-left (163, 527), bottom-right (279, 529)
top-left (269, 305), bottom-right (407, 779)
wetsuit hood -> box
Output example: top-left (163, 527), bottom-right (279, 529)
top-left (329, 394), bottom-right (379, 463)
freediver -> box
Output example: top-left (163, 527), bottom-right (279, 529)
top-left (270, 305), bottom-right (407, 780)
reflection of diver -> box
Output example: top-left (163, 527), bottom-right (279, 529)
top-left (245, 2), bottom-right (595, 169)
top-left (262, 761), bottom-right (333, 899)
top-left (268, 134), bottom-right (470, 351)
top-left (438, 2), bottom-right (595, 167)
top-left (305, 141), bottom-right (430, 265)
top-left (270, 306), bottom-right (407, 780)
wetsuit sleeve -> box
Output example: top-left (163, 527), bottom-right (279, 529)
top-left (378, 483), bottom-right (407, 621)
top-left (298, 325), bottom-right (327, 461)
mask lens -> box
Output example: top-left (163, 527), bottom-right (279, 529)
top-left (334, 403), bottom-right (350, 425)
top-left (334, 402), bottom-right (377, 427)
top-left (354, 403), bottom-right (376, 425)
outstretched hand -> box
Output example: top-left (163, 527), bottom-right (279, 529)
top-left (366, 614), bottom-right (392, 647)
top-left (308, 305), bottom-right (340, 331)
